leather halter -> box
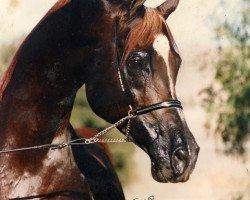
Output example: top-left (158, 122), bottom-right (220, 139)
top-left (128, 100), bottom-right (182, 117)
top-left (114, 19), bottom-right (183, 117)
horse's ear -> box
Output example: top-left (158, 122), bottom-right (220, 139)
top-left (129, 0), bottom-right (146, 10)
top-left (157, 0), bottom-right (180, 19)
top-left (108, 0), bottom-right (145, 8)
top-left (126, 0), bottom-right (146, 16)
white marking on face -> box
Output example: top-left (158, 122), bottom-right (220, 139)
top-left (153, 34), bottom-right (175, 96)
top-left (153, 34), bottom-right (170, 64)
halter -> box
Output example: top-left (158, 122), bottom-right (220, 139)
top-left (128, 100), bottom-right (182, 117)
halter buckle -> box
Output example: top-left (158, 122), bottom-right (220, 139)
top-left (85, 138), bottom-right (98, 144)
top-left (128, 105), bottom-right (136, 117)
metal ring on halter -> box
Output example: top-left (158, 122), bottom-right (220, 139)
top-left (56, 143), bottom-right (68, 149)
top-left (128, 105), bottom-right (136, 117)
top-left (85, 138), bottom-right (98, 144)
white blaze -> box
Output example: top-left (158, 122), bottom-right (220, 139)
top-left (153, 34), bottom-right (175, 96)
top-left (153, 34), bottom-right (170, 65)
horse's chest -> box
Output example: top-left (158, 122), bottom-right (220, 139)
top-left (3, 172), bottom-right (43, 199)
top-left (1, 134), bottom-right (90, 199)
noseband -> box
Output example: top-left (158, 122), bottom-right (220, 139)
top-left (128, 100), bottom-right (182, 117)
top-left (114, 19), bottom-right (183, 118)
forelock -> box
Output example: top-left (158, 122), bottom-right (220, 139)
top-left (120, 8), bottom-right (167, 65)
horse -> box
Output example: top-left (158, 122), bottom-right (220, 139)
top-left (0, 0), bottom-right (200, 199)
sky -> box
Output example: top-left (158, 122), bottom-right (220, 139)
top-left (0, 0), bottom-right (220, 50)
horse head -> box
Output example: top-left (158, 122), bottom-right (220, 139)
top-left (85, 0), bottom-right (199, 183)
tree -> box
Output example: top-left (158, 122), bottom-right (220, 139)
top-left (201, 0), bottom-right (250, 155)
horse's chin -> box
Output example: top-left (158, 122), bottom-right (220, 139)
top-left (150, 161), bottom-right (190, 183)
top-left (151, 161), bottom-right (172, 183)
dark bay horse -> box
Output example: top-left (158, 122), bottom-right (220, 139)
top-left (0, 0), bottom-right (199, 199)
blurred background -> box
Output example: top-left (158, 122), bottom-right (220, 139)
top-left (0, 0), bottom-right (249, 199)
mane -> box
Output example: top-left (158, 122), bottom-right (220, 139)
top-left (0, 0), bottom-right (71, 101)
top-left (120, 8), bottom-right (165, 65)
top-left (43, 0), bottom-right (71, 19)
top-left (0, 51), bottom-right (19, 101)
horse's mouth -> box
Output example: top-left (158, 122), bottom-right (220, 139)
top-left (151, 160), bottom-right (172, 183)
top-left (150, 159), bottom-right (190, 183)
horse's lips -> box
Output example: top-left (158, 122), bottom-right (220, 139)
top-left (150, 158), bottom-right (190, 183)
top-left (150, 158), bottom-right (173, 183)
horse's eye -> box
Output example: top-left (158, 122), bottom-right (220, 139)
top-left (129, 56), bottom-right (145, 69)
top-left (128, 55), bottom-right (149, 73)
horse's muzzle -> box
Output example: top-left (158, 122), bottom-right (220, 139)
top-left (150, 134), bottom-right (199, 183)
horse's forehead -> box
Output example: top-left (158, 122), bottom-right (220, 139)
top-left (152, 34), bottom-right (170, 64)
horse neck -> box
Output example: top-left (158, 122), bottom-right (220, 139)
top-left (0, 1), bottom-right (116, 196)
top-left (0, 0), bottom-right (116, 147)
top-left (0, 3), bottom-right (84, 148)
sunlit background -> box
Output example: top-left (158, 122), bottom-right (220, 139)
top-left (0, 0), bottom-right (249, 199)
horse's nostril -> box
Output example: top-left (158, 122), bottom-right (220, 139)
top-left (196, 145), bottom-right (200, 154)
top-left (175, 149), bottom-right (185, 160)
top-left (171, 148), bottom-right (188, 176)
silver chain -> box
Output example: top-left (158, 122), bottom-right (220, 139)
top-left (83, 115), bottom-right (133, 144)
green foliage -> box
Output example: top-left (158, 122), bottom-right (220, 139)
top-left (70, 88), bottom-right (108, 129)
top-left (201, 0), bottom-right (250, 155)
top-left (71, 87), bottom-right (135, 185)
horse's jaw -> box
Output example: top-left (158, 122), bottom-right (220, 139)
top-left (120, 113), bottom-right (199, 183)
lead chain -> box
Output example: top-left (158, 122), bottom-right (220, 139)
top-left (125, 118), bottom-right (132, 142)
top-left (84, 115), bottom-right (133, 144)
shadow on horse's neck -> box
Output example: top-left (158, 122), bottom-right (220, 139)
top-left (0, 0), bottom-right (114, 150)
